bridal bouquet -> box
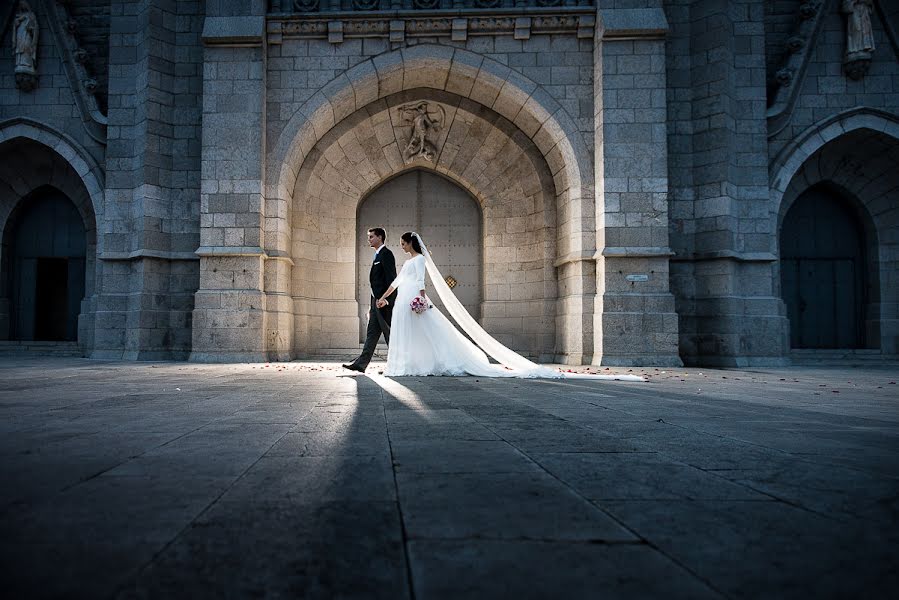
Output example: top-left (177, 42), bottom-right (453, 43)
top-left (410, 296), bottom-right (431, 314)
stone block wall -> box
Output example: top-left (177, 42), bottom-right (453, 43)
top-left (190, 4), bottom-right (271, 362)
top-left (93, 0), bottom-right (203, 360)
top-left (665, 0), bottom-right (789, 366)
top-left (594, 4), bottom-right (682, 366)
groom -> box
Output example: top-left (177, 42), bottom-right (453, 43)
top-left (343, 227), bottom-right (398, 372)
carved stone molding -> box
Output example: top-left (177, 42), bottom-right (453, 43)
top-left (39, 0), bottom-right (107, 143)
top-left (775, 67), bottom-right (794, 87)
top-left (270, 10), bottom-right (591, 42)
top-left (766, 0), bottom-right (835, 139)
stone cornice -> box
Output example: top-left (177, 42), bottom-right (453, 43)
top-left (203, 16), bottom-right (267, 46)
top-left (599, 247), bottom-right (675, 259)
top-left (100, 250), bottom-right (200, 261)
top-left (195, 246), bottom-right (268, 258)
top-left (268, 8), bottom-right (595, 41)
top-left (553, 249), bottom-right (594, 268)
top-left (597, 8), bottom-right (668, 40)
top-left (669, 251), bottom-right (777, 263)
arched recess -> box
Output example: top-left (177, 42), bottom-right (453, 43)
top-left (774, 117), bottom-right (899, 356)
top-left (267, 47), bottom-right (592, 361)
top-left (290, 89), bottom-right (559, 360)
top-left (0, 121), bottom-right (102, 350)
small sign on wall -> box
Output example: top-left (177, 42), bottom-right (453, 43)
top-left (625, 273), bottom-right (649, 282)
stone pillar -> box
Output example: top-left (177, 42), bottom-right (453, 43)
top-left (671, 0), bottom-right (788, 367)
top-left (92, 0), bottom-right (203, 360)
top-left (593, 7), bottom-right (682, 366)
top-left (190, 12), bottom-right (270, 362)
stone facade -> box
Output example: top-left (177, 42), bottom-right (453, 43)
top-left (0, 0), bottom-right (896, 365)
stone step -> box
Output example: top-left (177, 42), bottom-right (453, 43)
top-left (790, 349), bottom-right (898, 366)
top-left (0, 341), bottom-right (85, 357)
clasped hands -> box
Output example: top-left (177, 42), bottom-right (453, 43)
top-left (376, 298), bottom-right (388, 308)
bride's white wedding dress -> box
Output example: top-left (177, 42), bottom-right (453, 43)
top-left (383, 234), bottom-right (642, 381)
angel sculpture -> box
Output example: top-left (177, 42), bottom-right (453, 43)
top-left (399, 102), bottom-right (446, 163)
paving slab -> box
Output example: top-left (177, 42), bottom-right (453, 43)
top-left (0, 357), bottom-right (896, 598)
top-left (407, 540), bottom-right (723, 599)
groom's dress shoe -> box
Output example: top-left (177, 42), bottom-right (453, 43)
top-left (342, 363), bottom-right (364, 372)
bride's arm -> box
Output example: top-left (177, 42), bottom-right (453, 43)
top-left (415, 256), bottom-right (426, 297)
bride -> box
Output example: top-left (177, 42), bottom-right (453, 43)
top-left (374, 232), bottom-right (642, 381)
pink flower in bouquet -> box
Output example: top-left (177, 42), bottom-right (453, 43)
top-left (410, 296), bottom-right (429, 314)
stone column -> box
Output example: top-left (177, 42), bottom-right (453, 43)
top-left (190, 13), bottom-right (269, 362)
top-left (593, 7), bottom-right (682, 366)
top-left (92, 0), bottom-right (203, 360)
top-left (671, 0), bottom-right (788, 367)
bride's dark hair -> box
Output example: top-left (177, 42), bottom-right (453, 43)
top-left (401, 231), bottom-right (422, 254)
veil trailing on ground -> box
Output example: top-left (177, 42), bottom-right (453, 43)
top-left (411, 233), bottom-right (643, 381)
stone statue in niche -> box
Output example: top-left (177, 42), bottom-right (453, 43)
top-left (841, 0), bottom-right (876, 80)
top-left (399, 102), bottom-right (446, 163)
top-left (13, 1), bottom-right (39, 91)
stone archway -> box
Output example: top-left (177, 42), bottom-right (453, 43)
top-left (258, 45), bottom-right (591, 362)
top-left (774, 119), bottom-right (899, 356)
top-left (289, 89), bottom-right (558, 360)
top-left (0, 125), bottom-right (100, 350)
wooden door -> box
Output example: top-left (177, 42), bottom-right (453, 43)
top-left (9, 190), bottom-right (86, 342)
top-left (357, 170), bottom-right (481, 341)
top-left (780, 187), bottom-right (866, 349)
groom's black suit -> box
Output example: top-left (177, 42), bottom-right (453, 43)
top-left (350, 245), bottom-right (398, 370)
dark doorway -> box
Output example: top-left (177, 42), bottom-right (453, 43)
top-left (7, 189), bottom-right (86, 342)
top-left (780, 186), bottom-right (868, 349)
top-left (35, 258), bottom-right (69, 340)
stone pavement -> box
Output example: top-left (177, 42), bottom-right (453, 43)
top-left (1, 358), bottom-right (897, 599)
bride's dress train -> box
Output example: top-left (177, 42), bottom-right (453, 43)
top-left (384, 234), bottom-right (642, 381)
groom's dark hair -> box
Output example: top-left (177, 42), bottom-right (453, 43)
top-left (368, 227), bottom-right (386, 242)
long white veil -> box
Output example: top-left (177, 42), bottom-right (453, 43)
top-left (412, 233), bottom-right (642, 381)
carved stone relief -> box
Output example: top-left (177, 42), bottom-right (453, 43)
top-left (399, 102), bottom-right (446, 163)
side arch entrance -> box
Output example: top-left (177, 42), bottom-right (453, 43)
top-left (3, 188), bottom-right (87, 341)
top-left (356, 169), bottom-right (481, 341)
top-left (780, 185), bottom-right (874, 349)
